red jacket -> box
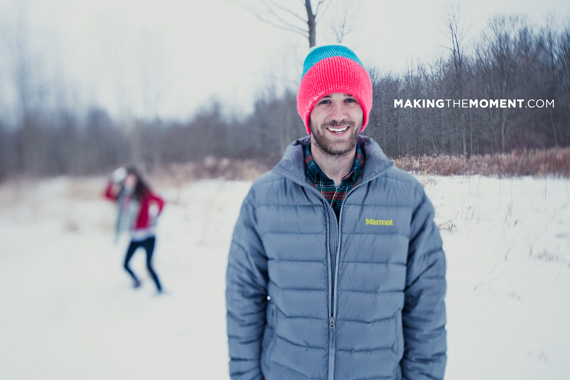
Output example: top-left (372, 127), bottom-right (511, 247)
top-left (104, 182), bottom-right (165, 231)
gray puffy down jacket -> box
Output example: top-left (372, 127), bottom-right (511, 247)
top-left (226, 136), bottom-right (446, 380)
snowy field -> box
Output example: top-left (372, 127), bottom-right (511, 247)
top-left (0, 175), bottom-right (569, 380)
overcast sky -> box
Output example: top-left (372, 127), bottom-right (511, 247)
top-left (0, 0), bottom-right (569, 121)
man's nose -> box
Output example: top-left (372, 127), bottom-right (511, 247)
top-left (329, 101), bottom-right (348, 120)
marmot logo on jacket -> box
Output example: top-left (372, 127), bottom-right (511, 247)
top-left (365, 218), bottom-right (394, 226)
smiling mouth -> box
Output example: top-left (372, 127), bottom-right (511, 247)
top-left (326, 126), bottom-right (349, 134)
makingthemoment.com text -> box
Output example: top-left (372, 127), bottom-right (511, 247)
top-left (394, 98), bottom-right (555, 109)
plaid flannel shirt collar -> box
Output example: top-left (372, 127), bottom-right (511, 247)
top-left (304, 141), bottom-right (364, 186)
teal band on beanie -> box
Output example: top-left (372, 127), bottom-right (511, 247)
top-left (297, 45), bottom-right (373, 135)
top-left (301, 45), bottom-right (365, 78)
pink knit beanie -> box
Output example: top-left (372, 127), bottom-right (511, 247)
top-left (297, 45), bottom-right (373, 135)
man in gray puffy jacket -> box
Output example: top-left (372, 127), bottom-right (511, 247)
top-left (226, 45), bottom-right (447, 380)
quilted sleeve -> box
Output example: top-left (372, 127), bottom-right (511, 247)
top-left (401, 188), bottom-right (447, 380)
top-left (226, 190), bottom-right (268, 380)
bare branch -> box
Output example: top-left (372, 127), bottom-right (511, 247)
top-left (315, 0), bottom-right (333, 23)
top-left (256, 14), bottom-right (307, 37)
top-left (230, 0), bottom-right (261, 17)
top-left (265, 0), bottom-right (306, 24)
top-left (314, 0), bottom-right (327, 17)
top-left (332, 11), bottom-right (348, 43)
top-left (330, 1), bottom-right (359, 43)
top-left (231, 0), bottom-right (330, 47)
top-left (260, 7), bottom-right (306, 34)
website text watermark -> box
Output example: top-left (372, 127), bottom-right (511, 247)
top-left (394, 99), bottom-right (554, 109)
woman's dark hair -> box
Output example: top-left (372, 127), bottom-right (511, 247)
top-left (125, 166), bottom-right (152, 200)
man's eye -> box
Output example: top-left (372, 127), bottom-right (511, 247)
top-left (319, 100), bottom-right (331, 105)
top-left (345, 98), bottom-right (357, 103)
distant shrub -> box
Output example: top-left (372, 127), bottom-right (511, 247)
top-left (151, 156), bottom-right (279, 185)
top-left (149, 147), bottom-right (570, 182)
top-left (393, 147), bottom-right (570, 177)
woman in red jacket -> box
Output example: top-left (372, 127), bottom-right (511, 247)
top-left (104, 166), bottom-right (165, 293)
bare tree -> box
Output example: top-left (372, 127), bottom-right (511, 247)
top-left (10, 10), bottom-right (46, 176)
top-left (475, 15), bottom-right (521, 152)
top-left (237, 0), bottom-right (333, 48)
top-left (444, 1), bottom-right (468, 155)
top-left (138, 30), bottom-right (168, 171)
top-left (559, 28), bottom-right (570, 145)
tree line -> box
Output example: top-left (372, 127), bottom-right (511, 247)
top-left (0, 14), bottom-right (568, 181)
top-left (368, 15), bottom-right (570, 158)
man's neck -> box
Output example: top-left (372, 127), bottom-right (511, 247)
top-left (310, 142), bottom-right (356, 187)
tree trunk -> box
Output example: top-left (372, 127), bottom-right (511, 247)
top-left (305, 0), bottom-right (317, 47)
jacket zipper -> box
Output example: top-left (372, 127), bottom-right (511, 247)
top-left (329, 314), bottom-right (336, 380)
top-left (322, 197), bottom-right (336, 380)
top-left (279, 169), bottom-right (379, 380)
top-left (329, 197), bottom-right (343, 380)
top-left (328, 182), bottom-right (366, 380)
top-left (321, 182), bottom-right (370, 380)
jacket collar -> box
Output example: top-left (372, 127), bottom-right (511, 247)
top-left (273, 135), bottom-right (393, 186)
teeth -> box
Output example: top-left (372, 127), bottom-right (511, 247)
top-left (327, 127), bottom-right (348, 133)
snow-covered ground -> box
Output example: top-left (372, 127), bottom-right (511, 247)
top-left (0, 175), bottom-right (569, 379)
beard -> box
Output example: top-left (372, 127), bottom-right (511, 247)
top-left (310, 118), bottom-right (361, 157)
